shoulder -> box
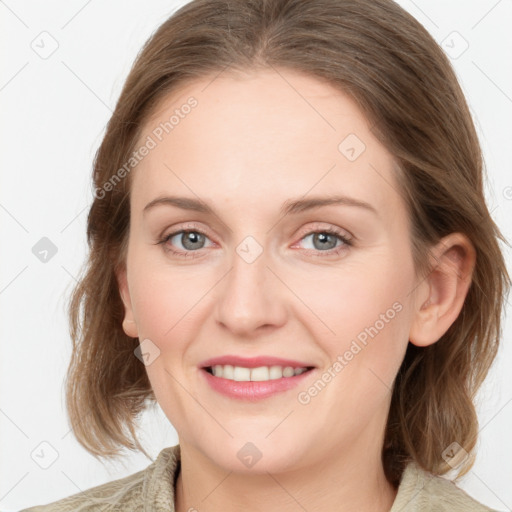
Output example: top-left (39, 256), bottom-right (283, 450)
top-left (19, 444), bottom-right (180, 512)
top-left (19, 468), bottom-right (147, 512)
top-left (390, 460), bottom-right (498, 512)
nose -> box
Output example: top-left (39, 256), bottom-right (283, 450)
top-left (214, 240), bottom-right (288, 337)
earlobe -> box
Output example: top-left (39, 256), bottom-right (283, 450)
top-left (115, 266), bottom-right (139, 338)
top-left (409, 233), bottom-right (476, 348)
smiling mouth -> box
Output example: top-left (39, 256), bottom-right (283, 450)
top-left (203, 365), bottom-right (315, 382)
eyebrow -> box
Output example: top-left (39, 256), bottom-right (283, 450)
top-left (143, 194), bottom-right (378, 217)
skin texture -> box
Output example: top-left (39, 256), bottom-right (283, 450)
top-left (116, 68), bottom-right (476, 512)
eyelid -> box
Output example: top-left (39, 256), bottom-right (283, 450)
top-left (293, 222), bottom-right (354, 243)
top-left (160, 221), bottom-right (353, 244)
top-left (158, 220), bottom-right (354, 258)
top-left (160, 221), bottom-right (214, 240)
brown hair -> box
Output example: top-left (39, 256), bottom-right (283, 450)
top-left (66, 0), bottom-right (510, 487)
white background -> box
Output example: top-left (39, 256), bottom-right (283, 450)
top-left (1, 0), bottom-right (511, 510)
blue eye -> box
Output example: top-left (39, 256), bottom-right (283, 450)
top-left (156, 226), bottom-right (352, 259)
top-left (298, 229), bottom-right (352, 254)
top-left (158, 229), bottom-right (214, 258)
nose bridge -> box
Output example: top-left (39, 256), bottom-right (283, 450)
top-left (214, 234), bottom-right (286, 335)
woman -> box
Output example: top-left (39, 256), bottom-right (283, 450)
top-left (22, 0), bottom-right (510, 510)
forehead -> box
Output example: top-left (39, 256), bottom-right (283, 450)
top-left (130, 68), bottom-right (402, 219)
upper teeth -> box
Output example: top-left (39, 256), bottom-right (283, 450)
top-left (210, 365), bottom-right (308, 381)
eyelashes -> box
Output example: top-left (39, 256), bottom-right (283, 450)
top-left (155, 223), bottom-right (353, 259)
top-left (157, 229), bottom-right (214, 259)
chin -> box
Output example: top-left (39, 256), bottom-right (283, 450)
top-left (197, 436), bottom-right (306, 474)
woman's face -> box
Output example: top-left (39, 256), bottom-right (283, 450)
top-left (118, 68), bottom-right (420, 473)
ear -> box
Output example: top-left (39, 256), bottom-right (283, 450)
top-left (116, 265), bottom-right (139, 339)
top-left (409, 232), bottom-right (476, 347)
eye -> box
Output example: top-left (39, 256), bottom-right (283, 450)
top-left (156, 223), bottom-right (353, 259)
top-left (156, 223), bottom-right (215, 258)
top-left (295, 227), bottom-right (353, 256)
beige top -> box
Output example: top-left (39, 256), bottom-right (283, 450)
top-left (21, 443), bottom-right (497, 511)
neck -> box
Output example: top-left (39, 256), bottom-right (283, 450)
top-left (174, 436), bottom-right (397, 512)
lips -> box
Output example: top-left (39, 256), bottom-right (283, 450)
top-left (199, 355), bottom-right (316, 369)
top-left (200, 362), bottom-right (316, 400)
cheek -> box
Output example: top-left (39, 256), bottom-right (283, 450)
top-left (128, 259), bottom-right (203, 344)
top-left (305, 256), bottom-right (408, 328)
top-left (299, 252), bottom-right (413, 376)
top-left (128, 265), bottom-right (203, 407)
